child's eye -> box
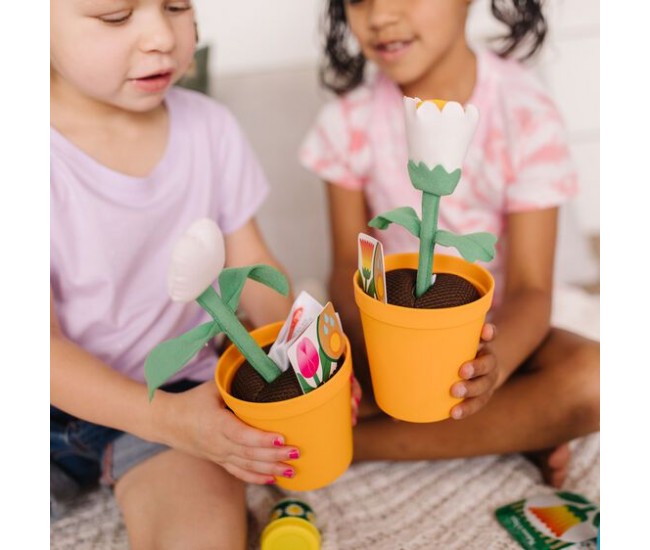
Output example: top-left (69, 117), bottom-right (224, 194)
top-left (98, 10), bottom-right (132, 24)
top-left (166, 1), bottom-right (193, 13)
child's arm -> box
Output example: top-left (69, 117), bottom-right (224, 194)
top-left (490, 207), bottom-right (557, 380)
top-left (451, 207), bottom-right (557, 418)
top-left (224, 219), bottom-right (294, 327)
top-left (50, 291), bottom-right (296, 484)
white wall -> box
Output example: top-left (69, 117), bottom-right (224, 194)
top-left (193, 0), bottom-right (322, 75)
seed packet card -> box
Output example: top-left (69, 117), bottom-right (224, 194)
top-left (267, 291), bottom-right (324, 372)
top-left (358, 233), bottom-right (387, 303)
top-left (495, 491), bottom-right (600, 550)
top-left (286, 302), bottom-right (346, 394)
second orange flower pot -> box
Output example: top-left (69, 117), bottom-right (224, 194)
top-left (354, 253), bottom-right (494, 423)
top-left (215, 321), bottom-right (353, 491)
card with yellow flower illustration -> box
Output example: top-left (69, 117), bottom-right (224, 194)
top-left (287, 302), bottom-right (346, 394)
top-left (358, 233), bottom-right (387, 303)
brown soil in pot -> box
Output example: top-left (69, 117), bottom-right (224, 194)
top-left (386, 268), bottom-right (480, 309)
top-left (230, 345), bottom-right (345, 403)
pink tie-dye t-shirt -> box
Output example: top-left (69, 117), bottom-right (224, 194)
top-left (299, 49), bottom-right (578, 306)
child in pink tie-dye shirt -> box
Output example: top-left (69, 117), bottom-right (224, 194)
top-left (300, 0), bottom-right (599, 487)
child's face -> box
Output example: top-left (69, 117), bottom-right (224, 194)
top-left (344, 0), bottom-right (470, 94)
top-left (51, 0), bottom-right (196, 112)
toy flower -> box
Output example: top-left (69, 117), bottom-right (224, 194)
top-left (167, 218), bottom-right (226, 302)
top-left (369, 98), bottom-right (496, 297)
top-left (144, 218), bottom-right (289, 399)
top-left (403, 98), bottom-right (479, 175)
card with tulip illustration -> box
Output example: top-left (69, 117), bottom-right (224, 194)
top-left (267, 291), bottom-right (324, 373)
top-left (358, 233), bottom-right (387, 303)
top-left (286, 301), bottom-right (346, 394)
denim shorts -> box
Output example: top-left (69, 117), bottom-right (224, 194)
top-left (51, 379), bottom-right (201, 496)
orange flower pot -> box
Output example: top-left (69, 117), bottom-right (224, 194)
top-left (215, 321), bottom-right (353, 491)
top-left (353, 253), bottom-right (494, 423)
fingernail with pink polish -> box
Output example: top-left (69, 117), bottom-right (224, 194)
top-left (463, 364), bottom-right (474, 379)
top-left (283, 469), bottom-right (295, 479)
top-left (288, 449), bottom-right (300, 460)
top-left (451, 408), bottom-right (463, 420)
top-left (265, 478), bottom-right (276, 485)
top-left (273, 437), bottom-right (284, 447)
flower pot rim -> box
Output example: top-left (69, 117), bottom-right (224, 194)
top-left (215, 321), bottom-right (353, 420)
top-left (354, 253), bottom-right (494, 329)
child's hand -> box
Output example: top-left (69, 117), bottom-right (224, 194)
top-left (163, 382), bottom-right (299, 485)
top-left (450, 323), bottom-right (498, 420)
top-left (351, 373), bottom-right (362, 426)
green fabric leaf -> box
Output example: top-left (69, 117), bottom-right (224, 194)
top-left (219, 265), bottom-right (289, 311)
top-left (435, 230), bottom-right (497, 262)
top-left (144, 320), bottom-right (221, 400)
top-left (369, 207), bottom-right (421, 238)
top-left (408, 161), bottom-right (461, 196)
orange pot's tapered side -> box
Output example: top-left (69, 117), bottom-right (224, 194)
top-left (354, 253), bottom-right (494, 423)
top-left (215, 322), bottom-right (353, 491)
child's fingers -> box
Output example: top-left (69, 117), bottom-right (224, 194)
top-left (232, 444), bottom-right (301, 465)
top-left (451, 371), bottom-right (496, 400)
top-left (350, 373), bottom-right (362, 426)
top-left (223, 463), bottom-right (277, 486)
top-left (481, 323), bottom-right (497, 342)
top-left (458, 351), bottom-right (496, 380)
top-left (228, 455), bottom-right (296, 480)
top-left (450, 395), bottom-right (491, 420)
top-left (222, 412), bottom-right (287, 449)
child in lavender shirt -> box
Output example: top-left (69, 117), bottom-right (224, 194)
top-left (50, 1), bottom-right (297, 546)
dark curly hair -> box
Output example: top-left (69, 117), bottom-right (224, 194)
top-left (320, 0), bottom-right (547, 95)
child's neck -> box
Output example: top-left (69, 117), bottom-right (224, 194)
top-left (399, 41), bottom-right (477, 104)
top-left (51, 76), bottom-right (170, 178)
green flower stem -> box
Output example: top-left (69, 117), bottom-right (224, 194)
top-left (416, 192), bottom-right (440, 297)
top-left (197, 286), bottom-right (281, 383)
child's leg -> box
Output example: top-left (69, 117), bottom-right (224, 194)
top-left (353, 329), bottom-right (599, 471)
top-left (114, 449), bottom-right (247, 550)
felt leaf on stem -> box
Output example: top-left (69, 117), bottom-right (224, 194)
top-left (435, 230), bottom-right (497, 263)
top-left (368, 207), bottom-right (421, 238)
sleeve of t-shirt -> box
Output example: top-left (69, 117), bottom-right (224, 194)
top-left (505, 87), bottom-right (579, 212)
top-left (213, 108), bottom-right (270, 235)
top-left (298, 93), bottom-right (372, 190)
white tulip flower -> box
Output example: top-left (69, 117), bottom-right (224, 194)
top-left (403, 97), bottom-right (479, 173)
top-left (167, 218), bottom-right (225, 302)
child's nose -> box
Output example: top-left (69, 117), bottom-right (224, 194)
top-left (368, 0), bottom-right (401, 30)
top-left (139, 13), bottom-right (176, 53)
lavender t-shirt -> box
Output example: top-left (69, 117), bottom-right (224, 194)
top-left (51, 88), bottom-right (269, 383)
